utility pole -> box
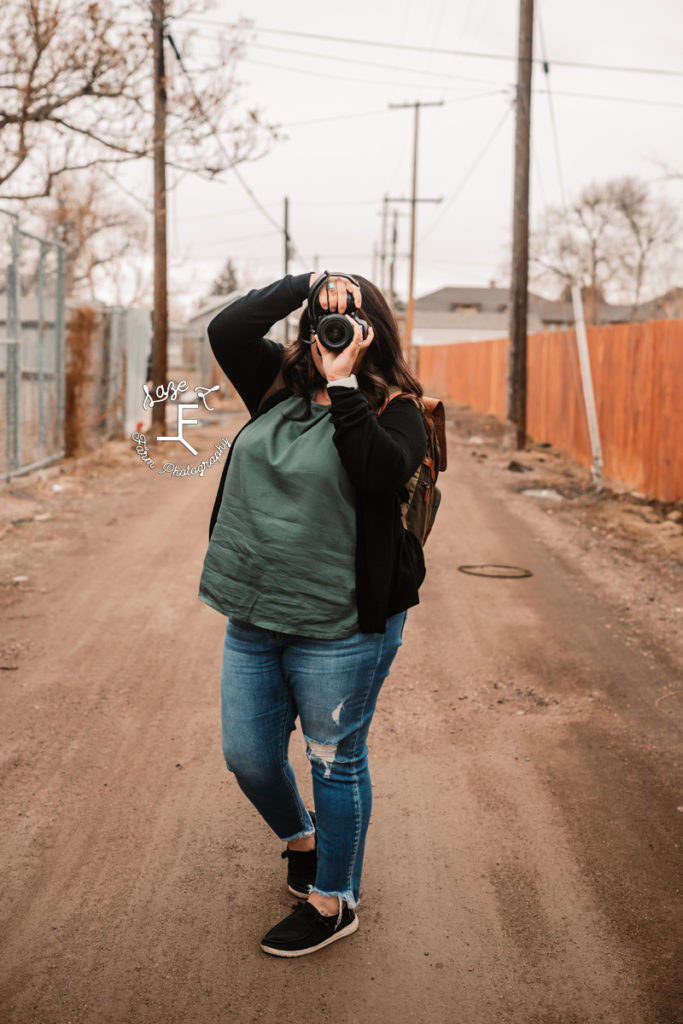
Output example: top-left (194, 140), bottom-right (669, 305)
top-left (389, 101), bottom-right (443, 367)
top-left (506, 0), bottom-right (534, 449)
top-left (151, 0), bottom-right (168, 434)
top-left (380, 202), bottom-right (408, 306)
top-left (380, 194), bottom-right (389, 292)
top-left (389, 209), bottom-right (399, 311)
top-left (284, 196), bottom-right (290, 341)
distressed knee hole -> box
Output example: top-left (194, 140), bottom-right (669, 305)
top-left (303, 736), bottom-right (338, 778)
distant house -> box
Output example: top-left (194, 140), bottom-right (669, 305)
top-left (406, 282), bottom-right (682, 346)
top-left (406, 283), bottom-right (544, 346)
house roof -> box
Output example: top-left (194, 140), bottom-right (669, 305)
top-left (415, 286), bottom-right (511, 313)
top-left (413, 283), bottom-right (680, 326)
top-left (415, 284), bottom-right (564, 317)
top-left (187, 290), bottom-right (241, 324)
top-left (413, 310), bottom-right (511, 329)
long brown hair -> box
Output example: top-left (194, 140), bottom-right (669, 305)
top-left (279, 275), bottom-right (423, 416)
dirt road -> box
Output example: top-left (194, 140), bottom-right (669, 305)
top-left (1, 405), bottom-right (682, 1024)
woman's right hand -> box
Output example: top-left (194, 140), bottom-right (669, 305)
top-left (309, 272), bottom-right (362, 314)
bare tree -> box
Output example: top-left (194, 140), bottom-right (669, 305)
top-left (23, 170), bottom-right (149, 301)
top-left (0, 0), bottom-right (277, 200)
top-left (531, 182), bottom-right (619, 323)
top-left (530, 177), bottom-right (682, 322)
top-left (607, 178), bottom-right (681, 315)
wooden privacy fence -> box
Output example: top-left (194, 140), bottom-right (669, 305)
top-left (417, 319), bottom-right (683, 503)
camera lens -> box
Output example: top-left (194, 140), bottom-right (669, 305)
top-left (318, 314), bottom-right (354, 351)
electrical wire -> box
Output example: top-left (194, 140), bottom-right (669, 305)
top-left (535, 86), bottom-right (683, 110)
top-left (242, 55), bottom-right (455, 92)
top-left (182, 31), bottom-right (683, 111)
top-left (179, 16), bottom-right (683, 79)
top-left (180, 32), bottom-right (504, 93)
top-left (418, 101), bottom-right (514, 245)
top-left (176, 202), bottom-right (280, 222)
top-left (164, 30), bottom-right (310, 270)
top-left (432, 0), bottom-right (479, 98)
top-left (427, 0), bottom-right (451, 51)
top-left (240, 37), bottom-right (505, 89)
top-left (536, 9), bottom-right (567, 208)
top-left (183, 44), bottom-right (683, 108)
top-left (182, 230), bottom-right (281, 250)
top-left (279, 91), bottom-right (504, 128)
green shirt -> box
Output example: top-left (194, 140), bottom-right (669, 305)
top-left (198, 394), bottom-right (359, 638)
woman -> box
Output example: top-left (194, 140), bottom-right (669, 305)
top-left (198, 270), bottom-right (427, 957)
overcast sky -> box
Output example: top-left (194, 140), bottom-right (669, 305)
top-left (149, 0), bottom-right (683, 308)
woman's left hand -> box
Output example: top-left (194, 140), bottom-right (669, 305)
top-left (314, 317), bottom-right (374, 382)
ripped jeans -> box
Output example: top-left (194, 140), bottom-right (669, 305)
top-left (220, 611), bottom-right (407, 909)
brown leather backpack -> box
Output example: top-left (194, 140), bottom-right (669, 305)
top-left (378, 392), bottom-right (447, 545)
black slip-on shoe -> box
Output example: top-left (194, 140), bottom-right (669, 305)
top-left (281, 811), bottom-right (316, 898)
top-left (260, 901), bottom-right (358, 958)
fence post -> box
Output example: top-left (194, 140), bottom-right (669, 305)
top-left (571, 284), bottom-right (603, 490)
top-left (55, 240), bottom-right (66, 453)
top-left (37, 240), bottom-right (46, 453)
top-left (7, 218), bottom-right (21, 474)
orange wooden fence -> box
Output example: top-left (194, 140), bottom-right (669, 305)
top-left (417, 320), bottom-right (683, 502)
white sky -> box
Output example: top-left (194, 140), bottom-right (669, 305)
top-left (148, 0), bottom-right (683, 308)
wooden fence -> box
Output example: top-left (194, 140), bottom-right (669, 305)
top-left (417, 319), bottom-right (683, 503)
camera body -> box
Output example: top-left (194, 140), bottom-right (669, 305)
top-left (307, 272), bottom-right (369, 352)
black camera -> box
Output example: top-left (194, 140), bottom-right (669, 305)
top-left (307, 272), bottom-right (369, 352)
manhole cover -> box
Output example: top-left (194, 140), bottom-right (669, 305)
top-left (457, 564), bottom-right (533, 579)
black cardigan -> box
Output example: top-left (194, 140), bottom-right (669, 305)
top-left (206, 273), bottom-right (427, 634)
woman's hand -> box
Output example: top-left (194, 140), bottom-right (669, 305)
top-left (314, 317), bottom-right (374, 382)
top-left (308, 272), bottom-right (362, 315)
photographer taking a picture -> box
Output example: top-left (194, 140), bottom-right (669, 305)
top-left (198, 270), bottom-right (428, 957)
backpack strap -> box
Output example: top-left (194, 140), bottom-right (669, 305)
top-left (378, 390), bottom-right (447, 472)
top-left (377, 388), bottom-right (418, 416)
top-left (422, 396), bottom-right (447, 472)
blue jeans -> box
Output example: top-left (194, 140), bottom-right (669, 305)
top-left (220, 611), bottom-right (407, 908)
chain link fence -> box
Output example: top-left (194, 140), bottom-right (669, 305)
top-left (1, 208), bottom-right (66, 480)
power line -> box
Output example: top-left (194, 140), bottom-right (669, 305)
top-left (240, 37), bottom-right (505, 88)
top-left (180, 35), bottom-right (501, 94)
top-left (182, 32), bottom-right (683, 111)
top-left (279, 107), bottom-right (395, 129)
top-left (182, 44), bottom-right (683, 108)
top-left (242, 55), bottom-right (453, 93)
top-left (278, 91), bottom-right (505, 128)
top-left (184, 230), bottom-right (281, 250)
top-left (536, 87), bottom-right (683, 110)
top-left (419, 102), bottom-right (514, 244)
top-left (185, 47), bottom-right (683, 109)
top-left (179, 16), bottom-right (683, 78)
top-left (165, 31), bottom-right (310, 269)
top-left (176, 202), bottom-right (280, 222)
top-left (536, 9), bottom-right (567, 207)
top-left (296, 199), bottom-right (379, 208)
